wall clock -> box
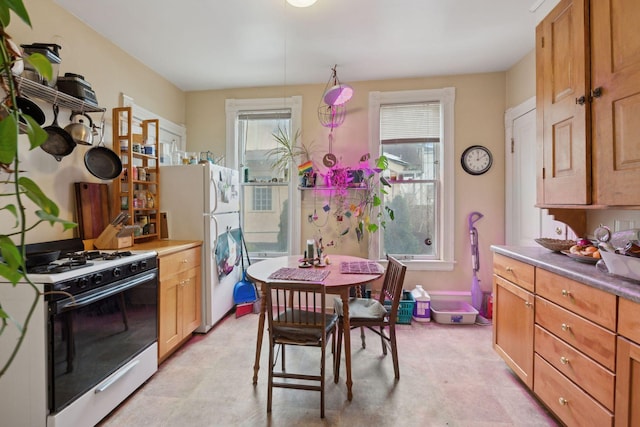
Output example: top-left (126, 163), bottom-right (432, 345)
top-left (461, 145), bottom-right (493, 175)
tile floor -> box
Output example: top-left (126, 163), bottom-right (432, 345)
top-left (99, 312), bottom-right (559, 426)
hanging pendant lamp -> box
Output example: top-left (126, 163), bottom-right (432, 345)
top-left (286, 0), bottom-right (318, 7)
top-left (317, 65), bottom-right (352, 128)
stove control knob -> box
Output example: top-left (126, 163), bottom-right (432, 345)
top-left (78, 277), bottom-right (88, 289)
top-left (130, 262), bottom-right (139, 273)
top-left (140, 259), bottom-right (148, 269)
top-left (93, 273), bottom-right (103, 285)
top-left (113, 267), bottom-right (121, 278)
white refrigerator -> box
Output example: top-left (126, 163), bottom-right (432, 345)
top-left (160, 163), bottom-right (241, 333)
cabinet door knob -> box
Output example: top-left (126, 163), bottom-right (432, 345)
top-left (560, 356), bottom-right (569, 365)
top-left (561, 289), bottom-right (571, 297)
top-left (505, 266), bottom-right (513, 272)
top-left (524, 301), bottom-right (533, 308)
top-left (591, 87), bottom-right (603, 98)
top-left (575, 95), bottom-right (586, 105)
top-left (561, 323), bottom-right (571, 332)
top-left (558, 397), bottom-right (569, 406)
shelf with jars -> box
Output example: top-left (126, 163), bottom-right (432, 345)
top-left (111, 106), bottom-right (160, 240)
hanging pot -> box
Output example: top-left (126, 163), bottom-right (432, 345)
top-left (0, 96), bottom-right (46, 126)
top-left (41, 105), bottom-right (76, 161)
top-left (64, 112), bottom-right (93, 146)
top-left (84, 121), bottom-right (123, 180)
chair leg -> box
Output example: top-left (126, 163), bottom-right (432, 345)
top-left (267, 339), bottom-right (274, 413)
top-left (389, 324), bottom-right (400, 379)
top-left (360, 326), bottom-right (366, 349)
top-left (281, 343), bottom-right (286, 371)
top-left (380, 326), bottom-right (388, 355)
top-left (334, 319), bottom-right (343, 383)
top-left (320, 343), bottom-right (326, 418)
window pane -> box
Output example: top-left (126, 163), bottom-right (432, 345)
top-left (239, 114), bottom-right (290, 182)
top-left (383, 182), bottom-right (438, 257)
top-left (242, 185), bottom-right (289, 253)
top-left (379, 102), bottom-right (442, 258)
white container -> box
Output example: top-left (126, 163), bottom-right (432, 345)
top-left (600, 251), bottom-right (640, 282)
top-left (431, 300), bottom-right (478, 325)
top-left (411, 285), bottom-right (431, 322)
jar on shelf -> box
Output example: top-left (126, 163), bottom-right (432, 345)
top-left (138, 167), bottom-right (146, 181)
top-left (146, 191), bottom-right (155, 209)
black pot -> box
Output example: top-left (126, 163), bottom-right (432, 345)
top-left (41, 105), bottom-right (76, 161)
top-left (16, 97), bottom-right (46, 125)
top-left (25, 250), bottom-right (61, 268)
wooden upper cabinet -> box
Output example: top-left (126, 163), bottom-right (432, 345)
top-left (537, 0), bottom-right (640, 208)
top-left (590, 0), bottom-right (640, 205)
top-left (537, 0), bottom-right (591, 205)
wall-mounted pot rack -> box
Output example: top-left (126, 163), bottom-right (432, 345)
top-left (15, 76), bottom-right (105, 113)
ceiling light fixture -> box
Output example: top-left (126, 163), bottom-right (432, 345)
top-left (286, 0), bottom-right (318, 7)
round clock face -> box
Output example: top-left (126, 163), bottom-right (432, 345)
top-left (461, 145), bottom-right (493, 175)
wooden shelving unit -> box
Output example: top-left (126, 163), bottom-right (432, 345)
top-left (111, 107), bottom-right (160, 241)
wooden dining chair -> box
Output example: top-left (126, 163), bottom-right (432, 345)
top-left (334, 255), bottom-right (407, 380)
top-left (265, 281), bottom-right (338, 418)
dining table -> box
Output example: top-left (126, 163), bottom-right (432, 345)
top-left (246, 254), bottom-right (384, 401)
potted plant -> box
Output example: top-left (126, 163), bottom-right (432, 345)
top-left (267, 126), bottom-right (314, 185)
top-left (0, 0), bottom-right (76, 378)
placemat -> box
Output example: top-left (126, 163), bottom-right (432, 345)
top-left (268, 267), bottom-right (330, 282)
top-left (339, 261), bottom-right (384, 274)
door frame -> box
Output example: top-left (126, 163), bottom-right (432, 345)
top-left (505, 97), bottom-right (536, 245)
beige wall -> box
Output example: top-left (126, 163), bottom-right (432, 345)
top-left (3, 0), bottom-right (186, 244)
top-left (506, 50), bottom-right (535, 109)
top-left (187, 73), bottom-right (507, 294)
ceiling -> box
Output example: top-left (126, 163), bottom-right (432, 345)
top-left (54, 0), bottom-right (541, 92)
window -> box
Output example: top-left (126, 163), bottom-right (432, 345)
top-left (252, 187), bottom-right (273, 211)
top-left (369, 88), bottom-right (455, 270)
top-left (226, 97), bottom-right (302, 258)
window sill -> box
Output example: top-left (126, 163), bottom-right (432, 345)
top-left (377, 258), bottom-right (456, 271)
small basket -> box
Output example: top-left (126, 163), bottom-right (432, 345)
top-left (384, 291), bottom-right (415, 324)
top-left (534, 238), bottom-right (575, 252)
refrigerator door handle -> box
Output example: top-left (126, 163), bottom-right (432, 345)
top-left (210, 169), bottom-right (219, 213)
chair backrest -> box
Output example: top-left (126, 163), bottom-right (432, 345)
top-left (265, 281), bottom-right (329, 343)
top-left (378, 255), bottom-right (408, 323)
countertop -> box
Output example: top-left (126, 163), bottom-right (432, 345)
top-left (491, 245), bottom-right (640, 303)
top-left (131, 239), bottom-right (202, 257)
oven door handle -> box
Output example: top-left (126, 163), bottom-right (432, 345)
top-left (55, 272), bottom-right (157, 313)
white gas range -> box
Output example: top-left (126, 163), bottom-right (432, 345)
top-left (0, 239), bottom-right (159, 427)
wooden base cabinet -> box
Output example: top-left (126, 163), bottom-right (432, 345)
top-left (158, 246), bottom-right (201, 363)
top-left (492, 254), bottom-right (535, 388)
top-left (616, 298), bottom-right (640, 427)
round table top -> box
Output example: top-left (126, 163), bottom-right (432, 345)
top-left (246, 255), bottom-right (384, 289)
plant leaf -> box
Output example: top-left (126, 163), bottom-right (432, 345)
top-left (22, 52), bottom-right (52, 82)
top-left (0, 236), bottom-right (22, 270)
top-left (22, 114), bottom-right (48, 149)
top-left (0, 263), bottom-right (24, 284)
top-left (0, 203), bottom-right (19, 228)
top-left (0, 113), bottom-right (18, 164)
top-left (367, 223), bottom-right (379, 233)
top-left (0, 0), bottom-right (31, 27)
top-left (18, 176), bottom-right (59, 217)
top-left (35, 210), bottom-right (77, 230)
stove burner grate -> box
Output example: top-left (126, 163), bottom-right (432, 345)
top-left (28, 261), bottom-right (94, 275)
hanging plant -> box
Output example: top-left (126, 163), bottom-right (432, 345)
top-left (0, 0), bottom-right (76, 379)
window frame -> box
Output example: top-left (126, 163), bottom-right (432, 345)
top-left (226, 96), bottom-right (302, 258)
top-left (368, 88), bottom-right (456, 271)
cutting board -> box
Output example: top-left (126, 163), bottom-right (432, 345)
top-left (74, 182), bottom-right (111, 240)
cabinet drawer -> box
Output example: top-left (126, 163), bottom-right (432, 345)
top-left (160, 247), bottom-right (201, 278)
top-left (535, 297), bottom-right (616, 370)
top-left (534, 354), bottom-right (613, 427)
top-left (493, 253), bottom-right (535, 292)
top-left (534, 325), bottom-right (614, 411)
top-left (618, 298), bottom-right (640, 344)
top-left (536, 269), bottom-right (616, 330)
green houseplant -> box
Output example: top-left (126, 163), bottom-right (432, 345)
top-left (0, 0), bottom-right (76, 379)
top-left (267, 126), bottom-right (314, 181)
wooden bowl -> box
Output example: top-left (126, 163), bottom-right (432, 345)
top-left (534, 238), bottom-right (575, 252)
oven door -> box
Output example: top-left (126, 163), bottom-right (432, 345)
top-left (48, 269), bottom-right (158, 413)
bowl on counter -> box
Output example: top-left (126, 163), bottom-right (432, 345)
top-left (534, 238), bottom-right (575, 252)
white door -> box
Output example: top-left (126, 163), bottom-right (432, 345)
top-left (505, 98), bottom-right (567, 245)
